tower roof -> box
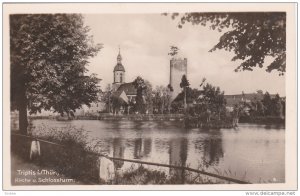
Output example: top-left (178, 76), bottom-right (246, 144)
top-left (114, 46), bottom-right (125, 72)
top-left (114, 63), bottom-right (125, 72)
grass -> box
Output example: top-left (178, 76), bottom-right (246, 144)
top-left (108, 164), bottom-right (219, 185)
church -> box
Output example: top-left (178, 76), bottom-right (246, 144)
top-left (110, 48), bottom-right (138, 113)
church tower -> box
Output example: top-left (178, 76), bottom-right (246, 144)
top-left (113, 47), bottom-right (125, 90)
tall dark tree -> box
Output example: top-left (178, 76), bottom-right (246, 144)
top-left (166, 12), bottom-right (286, 75)
top-left (262, 92), bottom-right (272, 116)
top-left (132, 76), bottom-right (147, 114)
top-left (10, 14), bottom-right (102, 134)
top-left (180, 75), bottom-right (190, 112)
top-left (271, 94), bottom-right (283, 117)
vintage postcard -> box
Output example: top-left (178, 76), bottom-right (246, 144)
top-left (2, 3), bottom-right (297, 191)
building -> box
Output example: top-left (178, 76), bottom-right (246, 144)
top-left (169, 56), bottom-right (187, 100)
top-left (73, 93), bottom-right (105, 116)
top-left (224, 91), bottom-right (283, 112)
top-left (224, 92), bottom-right (264, 112)
top-left (79, 48), bottom-right (129, 115)
top-left (109, 48), bottom-right (138, 114)
top-left (76, 101), bottom-right (106, 116)
top-left (111, 48), bottom-right (138, 102)
top-left (113, 82), bottom-right (137, 103)
top-left (112, 47), bottom-right (126, 91)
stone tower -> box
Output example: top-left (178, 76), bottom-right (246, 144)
top-left (169, 57), bottom-right (187, 100)
top-left (112, 47), bottom-right (125, 90)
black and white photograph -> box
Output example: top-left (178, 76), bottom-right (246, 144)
top-left (2, 2), bottom-right (297, 191)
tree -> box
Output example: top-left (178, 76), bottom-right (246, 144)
top-left (271, 94), bottom-right (283, 117)
top-left (261, 92), bottom-right (283, 117)
top-left (143, 80), bottom-right (154, 114)
top-left (167, 84), bottom-right (174, 92)
top-left (180, 75), bottom-right (190, 112)
top-left (111, 95), bottom-right (125, 115)
top-left (153, 85), bottom-right (173, 114)
top-left (199, 83), bottom-right (226, 120)
top-left (10, 14), bottom-right (102, 134)
top-left (166, 12), bottom-right (286, 75)
top-left (101, 84), bottom-right (113, 113)
top-left (152, 86), bottom-right (164, 114)
top-left (132, 76), bottom-right (147, 114)
top-left (248, 100), bottom-right (265, 117)
top-left (168, 46), bottom-right (179, 57)
top-left (281, 99), bottom-right (286, 118)
top-left (214, 89), bottom-right (227, 120)
top-left (262, 92), bottom-right (272, 115)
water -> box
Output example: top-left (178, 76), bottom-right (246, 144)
top-left (31, 119), bottom-right (285, 183)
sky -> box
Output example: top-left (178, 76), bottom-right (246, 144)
top-left (83, 14), bottom-right (285, 96)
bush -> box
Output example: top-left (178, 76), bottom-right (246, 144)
top-left (27, 125), bottom-right (99, 184)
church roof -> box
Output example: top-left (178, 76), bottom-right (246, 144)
top-left (113, 82), bottom-right (137, 97)
top-left (114, 63), bottom-right (125, 72)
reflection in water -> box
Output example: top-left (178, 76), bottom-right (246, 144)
top-left (31, 120), bottom-right (285, 183)
top-left (169, 138), bottom-right (188, 183)
top-left (143, 138), bottom-right (152, 157)
top-left (202, 138), bottom-right (224, 168)
top-left (134, 138), bottom-right (142, 159)
top-left (134, 138), bottom-right (152, 159)
top-left (193, 131), bottom-right (224, 168)
top-left (113, 138), bottom-right (125, 169)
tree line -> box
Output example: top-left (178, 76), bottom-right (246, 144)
top-left (102, 75), bottom-right (228, 121)
top-left (241, 92), bottom-right (285, 118)
top-left (102, 74), bottom-right (285, 125)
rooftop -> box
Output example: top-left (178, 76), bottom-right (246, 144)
top-left (113, 82), bottom-right (137, 97)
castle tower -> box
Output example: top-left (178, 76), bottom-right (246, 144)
top-left (169, 57), bottom-right (187, 100)
top-left (113, 47), bottom-right (125, 90)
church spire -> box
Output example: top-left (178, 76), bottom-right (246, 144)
top-left (117, 45), bottom-right (122, 64)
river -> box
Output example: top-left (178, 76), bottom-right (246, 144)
top-left (31, 119), bottom-right (285, 183)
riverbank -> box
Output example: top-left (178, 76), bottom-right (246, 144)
top-left (239, 116), bottom-right (285, 125)
top-left (31, 114), bottom-right (236, 129)
top-left (22, 113), bottom-right (285, 127)
top-left (184, 116), bottom-right (237, 129)
top-left (29, 113), bottom-right (185, 121)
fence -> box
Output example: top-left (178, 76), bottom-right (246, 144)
top-left (11, 133), bottom-right (251, 185)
